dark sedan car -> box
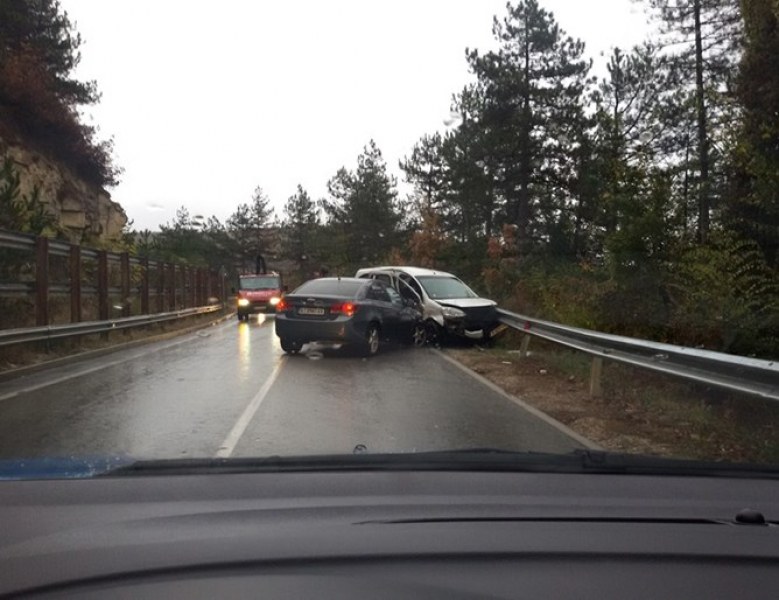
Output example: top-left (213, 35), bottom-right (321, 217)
top-left (275, 277), bottom-right (425, 356)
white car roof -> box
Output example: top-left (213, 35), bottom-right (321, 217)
top-left (355, 265), bottom-right (456, 278)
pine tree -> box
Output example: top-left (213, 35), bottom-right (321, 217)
top-left (0, 0), bottom-right (98, 105)
top-left (440, 85), bottom-right (497, 244)
top-left (725, 0), bottom-right (779, 268)
top-left (282, 184), bottom-right (319, 263)
top-left (647, 0), bottom-right (743, 243)
top-left (227, 186), bottom-right (274, 270)
top-left (399, 132), bottom-right (446, 211)
top-left (323, 140), bottom-right (402, 266)
top-left (591, 44), bottom-right (674, 244)
top-left (0, 0), bottom-right (117, 186)
top-left (466, 0), bottom-right (591, 256)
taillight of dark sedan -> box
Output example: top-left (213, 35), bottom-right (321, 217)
top-left (275, 277), bottom-right (425, 356)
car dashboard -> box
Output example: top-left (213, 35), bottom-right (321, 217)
top-left (1, 468), bottom-right (777, 598)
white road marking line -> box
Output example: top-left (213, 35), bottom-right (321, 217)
top-left (432, 349), bottom-right (601, 450)
top-left (215, 360), bottom-right (285, 458)
top-left (0, 333), bottom-right (212, 403)
top-left (1, 359), bottom-right (129, 402)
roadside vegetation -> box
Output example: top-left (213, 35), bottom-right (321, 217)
top-left (0, 0), bottom-right (119, 188)
top-left (2, 0), bottom-right (777, 359)
top-left (133, 0), bottom-right (778, 359)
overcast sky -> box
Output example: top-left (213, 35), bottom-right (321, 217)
top-left (62, 0), bottom-right (653, 231)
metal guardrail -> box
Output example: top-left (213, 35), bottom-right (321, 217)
top-left (0, 228), bottom-right (227, 328)
top-left (0, 305), bottom-right (222, 348)
top-left (497, 309), bottom-right (779, 402)
top-left (0, 230), bottom-right (34, 251)
top-left (0, 283), bottom-right (33, 296)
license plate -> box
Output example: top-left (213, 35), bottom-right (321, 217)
top-left (298, 307), bottom-right (324, 316)
top-left (490, 324), bottom-right (509, 338)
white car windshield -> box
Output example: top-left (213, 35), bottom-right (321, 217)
top-left (417, 277), bottom-right (479, 300)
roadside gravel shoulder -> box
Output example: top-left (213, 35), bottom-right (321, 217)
top-left (445, 345), bottom-right (779, 464)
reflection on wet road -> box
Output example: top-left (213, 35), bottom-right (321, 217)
top-left (0, 316), bottom-right (585, 460)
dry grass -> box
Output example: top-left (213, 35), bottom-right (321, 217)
top-left (447, 333), bottom-right (779, 464)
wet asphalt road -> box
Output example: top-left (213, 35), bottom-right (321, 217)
top-left (0, 315), bottom-right (585, 461)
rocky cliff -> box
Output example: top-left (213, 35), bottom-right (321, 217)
top-left (1, 135), bottom-right (127, 244)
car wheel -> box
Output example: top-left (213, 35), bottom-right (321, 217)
top-left (280, 337), bottom-right (302, 354)
top-left (477, 336), bottom-right (495, 348)
top-left (424, 319), bottom-right (444, 346)
top-left (363, 324), bottom-right (380, 357)
top-left (408, 323), bottom-right (427, 347)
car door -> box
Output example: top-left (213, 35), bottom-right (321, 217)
top-left (397, 272), bottom-right (427, 315)
top-left (385, 285), bottom-right (416, 341)
top-left (365, 281), bottom-right (397, 340)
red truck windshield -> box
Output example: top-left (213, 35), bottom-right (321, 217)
top-left (240, 276), bottom-right (280, 291)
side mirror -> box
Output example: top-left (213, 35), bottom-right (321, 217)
top-left (283, 285), bottom-right (289, 293)
top-left (230, 286), bottom-right (236, 295)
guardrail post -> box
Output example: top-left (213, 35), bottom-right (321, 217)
top-left (180, 265), bottom-right (186, 309)
top-left (195, 268), bottom-right (200, 306)
top-left (178, 266), bottom-right (184, 309)
top-left (181, 266), bottom-right (188, 308)
top-left (168, 263), bottom-right (176, 310)
top-left (519, 334), bottom-right (531, 357)
top-left (156, 261), bottom-right (164, 313)
top-left (192, 267), bottom-right (197, 307)
top-left (35, 236), bottom-right (49, 326)
top-left (140, 257), bottom-right (150, 315)
top-left (189, 267), bottom-right (196, 307)
top-left (193, 267), bottom-right (198, 306)
top-left (97, 250), bottom-right (109, 321)
top-left (186, 267), bottom-right (190, 306)
top-left (120, 252), bottom-right (130, 318)
top-left (69, 244), bottom-right (81, 323)
top-left (590, 356), bottom-right (603, 398)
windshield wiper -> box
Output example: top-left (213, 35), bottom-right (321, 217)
top-left (102, 449), bottom-right (779, 479)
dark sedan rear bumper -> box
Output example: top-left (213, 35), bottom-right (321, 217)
top-left (275, 315), bottom-right (366, 345)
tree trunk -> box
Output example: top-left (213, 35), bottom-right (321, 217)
top-left (516, 24), bottom-right (532, 257)
top-left (694, 0), bottom-right (711, 244)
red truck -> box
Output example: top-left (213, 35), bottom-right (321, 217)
top-left (236, 272), bottom-right (285, 321)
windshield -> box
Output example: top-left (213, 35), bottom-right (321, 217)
top-left (417, 277), bottom-right (479, 300)
top-left (0, 0), bottom-right (777, 482)
top-left (240, 276), bottom-right (280, 290)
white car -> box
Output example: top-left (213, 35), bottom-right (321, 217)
top-left (355, 266), bottom-right (505, 343)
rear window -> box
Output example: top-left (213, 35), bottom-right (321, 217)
top-left (294, 279), bottom-right (363, 297)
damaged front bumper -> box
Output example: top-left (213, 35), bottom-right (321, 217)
top-left (444, 321), bottom-right (508, 341)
